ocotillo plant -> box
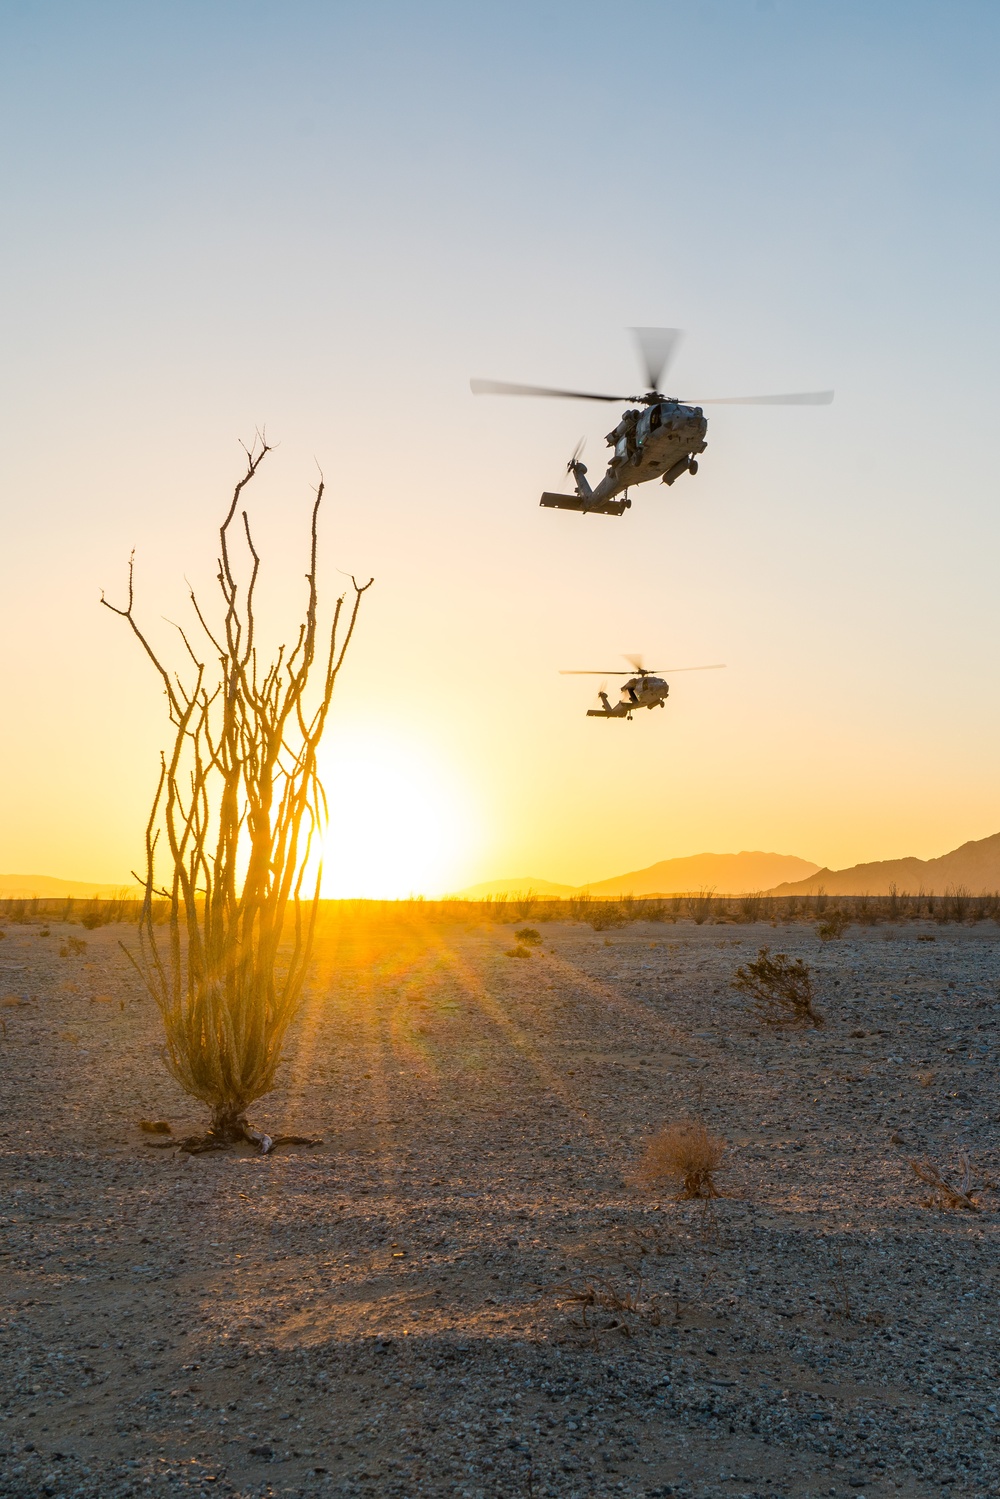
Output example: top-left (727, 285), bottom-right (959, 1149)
top-left (103, 438), bottom-right (370, 1141)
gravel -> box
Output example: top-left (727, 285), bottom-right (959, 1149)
top-left (0, 913), bottom-right (997, 1498)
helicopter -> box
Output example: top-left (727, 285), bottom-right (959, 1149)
top-left (560, 656), bottom-right (725, 720)
top-left (471, 328), bottom-right (833, 517)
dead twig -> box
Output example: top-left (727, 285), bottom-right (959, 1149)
top-left (909, 1151), bottom-right (980, 1212)
top-left (542, 1271), bottom-right (664, 1336)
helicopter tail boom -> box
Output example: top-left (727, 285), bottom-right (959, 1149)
top-left (587, 692), bottom-right (631, 717)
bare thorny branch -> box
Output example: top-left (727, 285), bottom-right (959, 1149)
top-left (102, 438), bottom-right (372, 1136)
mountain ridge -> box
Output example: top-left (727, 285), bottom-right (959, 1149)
top-left (454, 850), bottom-right (819, 900)
top-left (12, 831), bottom-right (1000, 903)
top-left (768, 832), bottom-right (1000, 896)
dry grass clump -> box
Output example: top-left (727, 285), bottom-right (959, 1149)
top-left (640, 1121), bottom-right (726, 1198)
top-left (732, 946), bottom-right (824, 1027)
top-left (505, 945), bottom-right (531, 959)
top-left (514, 927), bottom-right (542, 945)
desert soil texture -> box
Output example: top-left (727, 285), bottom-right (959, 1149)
top-left (0, 911), bottom-right (998, 1499)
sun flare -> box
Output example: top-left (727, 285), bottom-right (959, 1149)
top-left (316, 731), bottom-right (476, 899)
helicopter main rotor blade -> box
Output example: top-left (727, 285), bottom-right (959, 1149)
top-left (623, 653), bottom-right (644, 673)
top-left (657, 663), bottom-right (727, 672)
top-left (561, 663), bottom-right (726, 676)
top-left (684, 390), bottom-right (834, 405)
top-left (470, 377), bottom-right (630, 403)
top-left (630, 327), bottom-right (682, 393)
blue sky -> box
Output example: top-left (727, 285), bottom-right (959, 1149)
top-left (2, 2), bottom-right (999, 891)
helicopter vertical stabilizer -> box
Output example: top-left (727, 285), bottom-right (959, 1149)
top-left (569, 460), bottom-right (592, 498)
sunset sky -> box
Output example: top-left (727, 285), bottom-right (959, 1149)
top-left (2, 1), bottom-right (999, 897)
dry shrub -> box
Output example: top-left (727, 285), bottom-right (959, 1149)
top-left (917, 1070), bottom-right (935, 1088)
top-left (514, 927), bottom-right (542, 945)
top-left (640, 1121), bottom-right (725, 1198)
top-left (589, 902), bottom-right (628, 931)
top-left (505, 945), bottom-right (531, 959)
top-left (732, 946), bottom-right (824, 1027)
top-left (104, 439), bottom-right (370, 1142)
top-left (816, 909), bottom-right (849, 941)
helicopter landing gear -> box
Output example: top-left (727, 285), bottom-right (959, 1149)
top-left (688, 459), bottom-right (699, 475)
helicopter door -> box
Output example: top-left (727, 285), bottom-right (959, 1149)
top-left (635, 406), bottom-right (660, 450)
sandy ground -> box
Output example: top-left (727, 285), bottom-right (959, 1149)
top-left (0, 912), bottom-right (998, 1499)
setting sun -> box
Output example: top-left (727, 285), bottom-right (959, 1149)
top-left (316, 730), bottom-right (478, 899)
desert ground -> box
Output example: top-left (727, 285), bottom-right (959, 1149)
top-left (0, 910), bottom-right (998, 1499)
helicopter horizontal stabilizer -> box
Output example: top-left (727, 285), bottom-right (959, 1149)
top-left (540, 492), bottom-right (630, 517)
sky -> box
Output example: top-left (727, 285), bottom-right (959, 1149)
top-left (1, 0), bottom-right (999, 896)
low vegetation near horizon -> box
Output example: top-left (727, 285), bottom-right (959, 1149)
top-left (4, 884), bottom-right (1000, 934)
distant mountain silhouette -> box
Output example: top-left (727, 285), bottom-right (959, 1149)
top-left (0, 873), bottom-right (138, 899)
top-left (768, 832), bottom-right (1000, 896)
top-left (456, 851), bottom-right (819, 901)
top-left (578, 851), bottom-right (819, 897)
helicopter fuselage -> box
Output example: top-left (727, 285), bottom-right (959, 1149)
top-left (587, 674), bottom-right (670, 719)
top-left (541, 400), bottom-right (708, 518)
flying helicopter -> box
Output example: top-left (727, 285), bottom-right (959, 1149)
top-left (560, 656), bottom-right (725, 720)
top-left (471, 328), bottom-right (833, 517)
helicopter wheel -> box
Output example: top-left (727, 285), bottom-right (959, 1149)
top-left (688, 459), bottom-right (699, 475)
top-left (624, 496), bottom-right (631, 508)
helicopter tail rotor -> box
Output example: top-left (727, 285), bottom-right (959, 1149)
top-left (566, 436), bottom-right (586, 475)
